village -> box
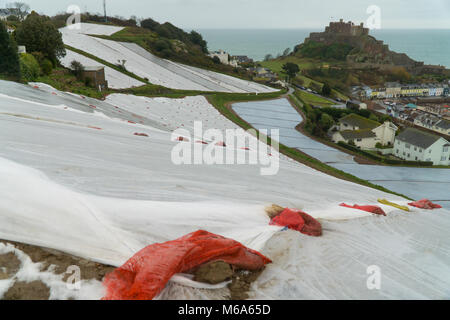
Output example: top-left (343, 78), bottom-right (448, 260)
top-left (329, 82), bottom-right (448, 166)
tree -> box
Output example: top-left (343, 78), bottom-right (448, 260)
top-left (282, 47), bottom-right (291, 57)
top-left (19, 53), bottom-right (40, 81)
top-left (15, 12), bottom-right (66, 64)
top-left (322, 83), bottom-right (332, 96)
top-left (264, 54), bottom-right (273, 61)
top-left (318, 113), bottom-right (335, 131)
top-left (70, 60), bottom-right (84, 80)
top-left (189, 30), bottom-right (208, 53)
top-left (0, 21), bottom-right (20, 77)
top-left (282, 62), bottom-right (300, 81)
top-left (6, 2), bottom-right (30, 21)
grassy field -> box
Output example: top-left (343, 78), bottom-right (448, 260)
top-left (260, 57), bottom-right (349, 101)
top-left (295, 90), bottom-right (335, 107)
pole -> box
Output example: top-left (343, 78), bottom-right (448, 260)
top-left (103, 0), bottom-right (107, 23)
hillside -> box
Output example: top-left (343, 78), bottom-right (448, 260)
top-left (50, 13), bottom-right (250, 78)
top-left (1, 80), bottom-right (449, 299)
top-left (264, 20), bottom-right (449, 92)
top-left (59, 23), bottom-right (275, 93)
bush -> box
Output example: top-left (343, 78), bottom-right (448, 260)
top-left (0, 21), bottom-right (20, 77)
top-left (70, 60), bottom-right (84, 80)
top-left (20, 53), bottom-right (41, 81)
top-left (154, 39), bottom-right (171, 52)
top-left (41, 59), bottom-right (53, 75)
top-left (322, 83), bottom-right (331, 96)
top-left (15, 12), bottom-right (66, 64)
top-left (319, 113), bottom-right (334, 131)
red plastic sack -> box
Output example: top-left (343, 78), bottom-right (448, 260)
top-left (408, 199), bottom-right (442, 210)
top-left (270, 208), bottom-right (322, 237)
top-left (102, 230), bottom-right (271, 300)
top-left (340, 203), bottom-right (386, 216)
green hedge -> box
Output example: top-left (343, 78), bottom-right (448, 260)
top-left (337, 142), bottom-right (434, 166)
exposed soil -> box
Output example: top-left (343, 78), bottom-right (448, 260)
top-left (194, 261), bottom-right (233, 284)
top-left (228, 269), bottom-right (265, 300)
top-left (192, 260), bottom-right (265, 300)
top-left (1, 240), bottom-right (265, 300)
top-left (0, 240), bottom-right (115, 300)
top-left (3, 281), bottom-right (51, 300)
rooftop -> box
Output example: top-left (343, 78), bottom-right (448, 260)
top-left (396, 128), bottom-right (446, 149)
top-left (83, 66), bottom-right (105, 72)
top-left (340, 129), bottom-right (376, 140)
top-left (435, 119), bottom-right (450, 131)
top-left (339, 113), bottom-right (380, 130)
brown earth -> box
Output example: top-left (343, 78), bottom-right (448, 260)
top-left (0, 240), bottom-right (115, 300)
top-left (192, 260), bottom-right (265, 300)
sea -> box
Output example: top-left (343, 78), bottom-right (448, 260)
top-left (199, 29), bottom-right (450, 68)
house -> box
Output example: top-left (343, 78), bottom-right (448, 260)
top-left (347, 100), bottom-right (367, 110)
top-left (249, 67), bottom-right (278, 81)
top-left (331, 114), bottom-right (397, 149)
top-left (385, 82), bottom-right (401, 98)
top-left (81, 66), bottom-right (108, 91)
top-left (234, 56), bottom-right (253, 64)
top-left (393, 128), bottom-right (450, 165)
top-left (434, 119), bottom-right (450, 136)
top-left (208, 50), bottom-right (230, 65)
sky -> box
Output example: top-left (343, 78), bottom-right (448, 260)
top-left (3, 0), bottom-right (450, 30)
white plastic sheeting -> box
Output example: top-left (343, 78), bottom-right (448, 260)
top-left (0, 80), bottom-right (449, 299)
top-left (59, 23), bottom-right (276, 93)
top-left (59, 50), bottom-right (144, 89)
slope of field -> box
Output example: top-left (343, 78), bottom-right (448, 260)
top-left (60, 23), bottom-right (276, 93)
top-left (59, 49), bottom-right (145, 89)
top-left (0, 80), bottom-right (448, 299)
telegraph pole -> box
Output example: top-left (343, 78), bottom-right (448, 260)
top-left (103, 0), bottom-right (107, 23)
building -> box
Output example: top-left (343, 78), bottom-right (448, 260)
top-left (324, 19), bottom-right (369, 37)
top-left (331, 114), bottom-right (397, 149)
top-left (82, 66), bottom-right (108, 91)
top-left (208, 50), bottom-right (230, 65)
top-left (385, 82), bottom-right (402, 98)
top-left (347, 100), bottom-right (367, 110)
top-left (367, 82), bottom-right (449, 99)
top-left (393, 128), bottom-right (450, 165)
top-left (234, 56), bottom-right (253, 64)
top-left (434, 119), bottom-right (450, 136)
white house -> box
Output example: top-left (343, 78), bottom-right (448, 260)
top-left (393, 128), bottom-right (450, 165)
top-left (331, 114), bottom-right (397, 149)
top-left (208, 49), bottom-right (229, 65)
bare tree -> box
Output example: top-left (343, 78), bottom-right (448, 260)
top-left (6, 2), bottom-right (30, 21)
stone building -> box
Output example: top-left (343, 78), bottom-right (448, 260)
top-left (82, 67), bottom-right (108, 91)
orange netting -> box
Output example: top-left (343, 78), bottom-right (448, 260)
top-left (340, 203), bottom-right (386, 216)
top-left (270, 208), bottom-right (322, 237)
top-left (102, 230), bottom-right (271, 300)
top-left (408, 199), bottom-right (442, 210)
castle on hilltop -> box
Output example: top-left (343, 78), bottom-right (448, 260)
top-left (306, 19), bottom-right (370, 43)
top-left (325, 19), bottom-right (369, 37)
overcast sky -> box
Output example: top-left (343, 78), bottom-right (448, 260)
top-left (6, 0), bottom-right (450, 30)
